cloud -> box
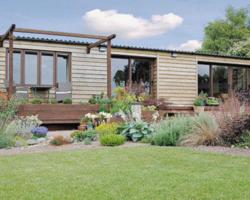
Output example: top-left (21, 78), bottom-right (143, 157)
top-left (83, 9), bottom-right (183, 39)
top-left (168, 40), bottom-right (202, 51)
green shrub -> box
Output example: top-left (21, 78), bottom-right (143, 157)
top-left (14, 136), bottom-right (27, 147)
top-left (206, 97), bottom-right (220, 106)
top-left (96, 122), bottom-right (119, 135)
top-left (88, 93), bottom-right (111, 112)
top-left (88, 92), bottom-right (105, 104)
top-left (31, 98), bottom-right (43, 104)
top-left (118, 121), bottom-right (153, 142)
top-left (180, 113), bottom-right (221, 146)
top-left (151, 116), bottom-right (194, 146)
top-left (0, 97), bottom-right (21, 129)
top-left (140, 136), bottom-right (153, 144)
top-left (71, 130), bottom-right (96, 142)
top-left (0, 133), bottom-right (15, 149)
top-left (194, 98), bottom-right (205, 106)
top-left (152, 114), bottom-right (221, 147)
top-left (193, 92), bottom-right (207, 106)
top-left (110, 87), bottom-right (137, 114)
top-left (0, 97), bottom-right (21, 148)
top-left (100, 134), bottom-right (125, 146)
top-left (63, 98), bottom-right (72, 104)
top-left (152, 131), bottom-right (178, 146)
top-left (236, 131), bottom-right (250, 148)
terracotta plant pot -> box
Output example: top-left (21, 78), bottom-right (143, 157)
top-left (193, 106), bottom-right (205, 113)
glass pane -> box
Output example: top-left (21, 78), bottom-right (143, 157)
top-left (41, 54), bottom-right (53, 85)
top-left (213, 65), bottom-right (228, 97)
top-left (13, 52), bottom-right (21, 84)
top-left (131, 59), bottom-right (151, 94)
top-left (112, 58), bottom-right (129, 90)
top-left (57, 55), bottom-right (68, 83)
top-left (7, 52), bottom-right (21, 84)
top-left (25, 52), bottom-right (38, 85)
top-left (198, 64), bottom-right (210, 95)
top-left (232, 67), bottom-right (248, 91)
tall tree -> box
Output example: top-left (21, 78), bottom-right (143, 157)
top-left (201, 6), bottom-right (250, 55)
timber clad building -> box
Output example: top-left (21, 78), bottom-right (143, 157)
top-left (1, 25), bottom-right (250, 107)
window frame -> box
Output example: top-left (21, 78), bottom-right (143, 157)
top-left (6, 48), bottom-right (71, 87)
top-left (197, 62), bottom-right (250, 96)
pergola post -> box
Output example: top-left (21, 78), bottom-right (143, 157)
top-left (8, 29), bottom-right (15, 98)
top-left (107, 40), bottom-right (112, 98)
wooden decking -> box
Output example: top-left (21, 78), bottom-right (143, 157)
top-left (18, 104), bottom-right (99, 124)
top-left (18, 104), bottom-right (222, 125)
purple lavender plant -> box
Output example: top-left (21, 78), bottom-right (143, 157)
top-left (31, 126), bottom-right (48, 138)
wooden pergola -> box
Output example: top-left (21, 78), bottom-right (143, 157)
top-left (0, 24), bottom-right (116, 98)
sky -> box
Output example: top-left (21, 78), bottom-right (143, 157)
top-left (0, 0), bottom-right (249, 51)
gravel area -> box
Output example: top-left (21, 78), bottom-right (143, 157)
top-left (47, 130), bottom-right (74, 138)
top-left (0, 141), bottom-right (148, 156)
top-left (193, 146), bottom-right (250, 157)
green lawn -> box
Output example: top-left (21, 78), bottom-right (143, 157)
top-left (0, 147), bottom-right (250, 200)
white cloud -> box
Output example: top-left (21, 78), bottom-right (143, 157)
top-left (173, 40), bottom-right (202, 51)
top-left (83, 9), bottom-right (183, 39)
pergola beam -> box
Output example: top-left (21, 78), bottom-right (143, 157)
top-left (14, 28), bottom-right (108, 40)
top-left (86, 34), bottom-right (116, 53)
top-left (0, 24), bottom-right (15, 47)
top-left (1, 25), bottom-right (116, 99)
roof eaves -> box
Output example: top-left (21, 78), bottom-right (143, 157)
top-left (14, 36), bottom-right (250, 60)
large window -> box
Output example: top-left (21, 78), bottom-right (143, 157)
top-left (198, 63), bottom-right (250, 97)
top-left (112, 56), bottom-right (153, 94)
top-left (7, 49), bottom-right (70, 86)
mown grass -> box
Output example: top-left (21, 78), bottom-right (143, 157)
top-left (0, 146), bottom-right (250, 200)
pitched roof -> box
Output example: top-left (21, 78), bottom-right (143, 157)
top-left (14, 36), bottom-right (250, 60)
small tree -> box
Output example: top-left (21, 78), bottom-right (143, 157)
top-left (200, 6), bottom-right (250, 55)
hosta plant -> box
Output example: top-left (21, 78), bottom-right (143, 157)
top-left (117, 121), bottom-right (153, 142)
